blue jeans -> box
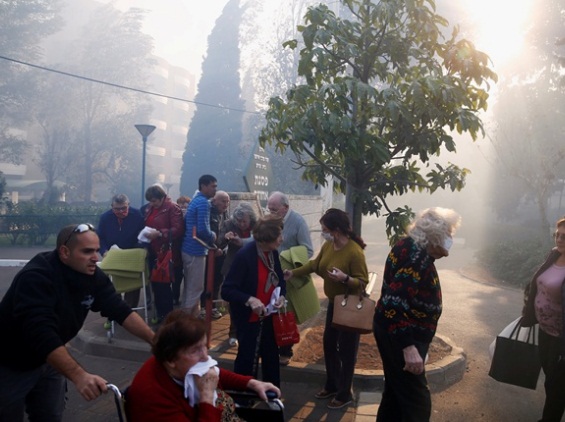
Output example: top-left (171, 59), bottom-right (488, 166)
top-left (0, 363), bottom-right (66, 422)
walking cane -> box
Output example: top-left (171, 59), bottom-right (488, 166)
top-left (252, 315), bottom-right (264, 379)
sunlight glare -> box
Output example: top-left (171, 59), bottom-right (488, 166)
top-left (462, 0), bottom-right (533, 67)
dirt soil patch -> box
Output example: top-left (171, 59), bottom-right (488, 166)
top-left (292, 324), bottom-right (452, 370)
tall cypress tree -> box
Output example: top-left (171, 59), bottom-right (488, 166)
top-left (180, 0), bottom-right (245, 194)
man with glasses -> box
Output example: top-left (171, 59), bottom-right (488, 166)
top-left (98, 193), bottom-right (145, 307)
top-left (0, 224), bottom-right (155, 421)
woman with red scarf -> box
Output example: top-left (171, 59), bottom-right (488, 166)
top-left (221, 215), bottom-right (286, 387)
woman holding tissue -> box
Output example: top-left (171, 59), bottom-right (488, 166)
top-left (283, 208), bottom-right (368, 409)
top-left (222, 215), bottom-right (286, 387)
top-left (127, 310), bottom-right (280, 421)
top-left (142, 185), bottom-right (184, 323)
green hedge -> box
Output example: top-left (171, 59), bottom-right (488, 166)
top-left (0, 202), bottom-right (106, 246)
top-left (476, 224), bottom-right (551, 288)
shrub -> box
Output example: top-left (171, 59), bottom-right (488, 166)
top-left (476, 224), bottom-right (551, 287)
top-left (0, 202), bottom-right (106, 246)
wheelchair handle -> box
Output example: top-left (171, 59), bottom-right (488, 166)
top-left (106, 383), bottom-right (122, 399)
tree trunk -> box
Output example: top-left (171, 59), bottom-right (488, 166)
top-left (345, 183), bottom-right (363, 237)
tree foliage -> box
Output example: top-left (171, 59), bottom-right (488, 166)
top-left (240, 0), bottom-right (322, 195)
top-left (31, 4), bottom-right (154, 203)
top-left (0, 0), bottom-right (63, 168)
top-left (180, 0), bottom-right (246, 194)
top-left (260, 0), bottom-right (496, 238)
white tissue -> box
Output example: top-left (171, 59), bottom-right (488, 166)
top-left (265, 286), bottom-right (281, 316)
top-left (137, 226), bottom-right (159, 243)
top-left (184, 356), bottom-right (219, 407)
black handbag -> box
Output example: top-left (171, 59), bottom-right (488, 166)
top-left (488, 317), bottom-right (541, 390)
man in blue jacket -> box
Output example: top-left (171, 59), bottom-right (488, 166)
top-left (181, 174), bottom-right (218, 317)
top-left (0, 224), bottom-right (155, 421)
top-left (97, 193), bottom-right (145, 307)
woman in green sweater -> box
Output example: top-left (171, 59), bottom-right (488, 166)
top-left (284, 208), bottom-right (368, 410)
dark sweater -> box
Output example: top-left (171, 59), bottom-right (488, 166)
top-left (374, 237), bottom-right (442, 348)
top-left (0, 251), bottom-right (132, 371)
top-left (221, 241), bottom-right (286, 328)
top-left (97, 207), bottom-right (144, 255)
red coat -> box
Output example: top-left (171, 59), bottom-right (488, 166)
top-left (142, 197), bottom-right (185, 265)
top-left (127, 356), bottom-right (253, 421)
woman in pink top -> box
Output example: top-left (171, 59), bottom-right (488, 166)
top-left (523, 217), bottom-right (565, 422)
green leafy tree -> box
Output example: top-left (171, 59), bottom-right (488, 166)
top-left (260, 0), bottom-right (496, 238)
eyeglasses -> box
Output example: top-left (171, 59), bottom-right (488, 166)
top-left (64, 223), bottom-right (95, 245)
top-left (112, 205), bottom-right (128, 212)
top-left (553, 232), bottom-right (565, 242)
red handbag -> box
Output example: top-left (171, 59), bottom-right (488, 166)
top-left (151, 247), bottom-right (174, 283)
top-left (272, 309), bottom-right (300, 347)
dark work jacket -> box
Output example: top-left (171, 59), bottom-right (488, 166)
top-left (522, 248), bottom-right (565, 357)
top-left (221, 240), bottom-right (286, 328)
top-left (0, 251), bottom-right (131, 371)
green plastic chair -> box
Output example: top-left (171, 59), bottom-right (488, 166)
top-left (98, 248), bottom-right (149, 341)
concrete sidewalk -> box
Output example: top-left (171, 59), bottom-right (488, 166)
top-left (69, 301), bottom-right (465, 421)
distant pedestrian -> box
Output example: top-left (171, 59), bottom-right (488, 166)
top-left (176, 195), bottom-right (191, 217)
top-left (0, 224), bottom-right (155, 421)
top-left (373, 207), bottom-right (461, 421)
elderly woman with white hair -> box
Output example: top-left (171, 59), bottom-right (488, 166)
top-left (373, 207), bottom-right (461, 422)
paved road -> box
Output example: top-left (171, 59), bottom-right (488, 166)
top-left (0, 221), bottom-right (549, 421)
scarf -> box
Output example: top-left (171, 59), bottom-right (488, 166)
top-left (256, 243), bottom-right (279, 293)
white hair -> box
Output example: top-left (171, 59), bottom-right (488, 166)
top-left (408, 207), bottom-right (461, 249)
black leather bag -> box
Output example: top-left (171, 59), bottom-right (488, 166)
top-left (488, 317), bottom-right (541, 390)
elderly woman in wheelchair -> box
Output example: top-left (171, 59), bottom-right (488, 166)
top-left (127, 309), bottom-right (280, 421)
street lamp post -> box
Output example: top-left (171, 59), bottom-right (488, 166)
top-left (135, 124), bottom-right (156, 207)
